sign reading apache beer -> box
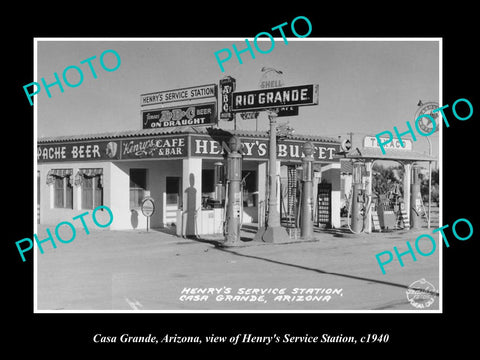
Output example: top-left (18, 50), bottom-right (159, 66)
top-left (140, 84), bottom-right (217, 107)
top-left (142, 103), bottom-right (216, 129)
top-left (37, 140), bottom-right (121, 162)
top-left (232, 84), bottom-right (319, 111)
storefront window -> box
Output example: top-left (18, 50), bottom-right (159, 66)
top-left (54, 176), bottom-right (73, 209)
top-left (130, 169), bottom-right (147, 209)
top-left (47, 169), bottom-right (73, 209)
top-left (82, 176), bottom-right (103, 209)
top-left (202, 169), bottom-right (215, 193)
top-left (75, 168), bottom-right (103, 210)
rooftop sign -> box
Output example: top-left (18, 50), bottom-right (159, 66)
top-left (363, 136), bottom-right (413, 151)
top-left (140, 84), bottom-right (217, 107)
top-left (231, 84), bottom-right (318, 112)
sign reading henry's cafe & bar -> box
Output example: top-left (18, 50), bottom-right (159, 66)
top-left (121, 136), bottom-right (187, 159)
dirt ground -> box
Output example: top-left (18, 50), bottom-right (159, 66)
top-left (35, 207), bottom-right (440, 312)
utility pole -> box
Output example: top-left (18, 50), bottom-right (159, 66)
top-left (347, 132), bottom-right (354, 145)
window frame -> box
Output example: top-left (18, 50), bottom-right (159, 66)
top-left (81, 174), bottom-right (103, 210)
top-left (52, 174), bottom-right (73, 209)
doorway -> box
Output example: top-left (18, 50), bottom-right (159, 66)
top-left (165, 177), bottom-right (181, 225)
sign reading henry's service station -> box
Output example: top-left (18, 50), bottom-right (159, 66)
top-left (140, 84), bottom-right (217, 107)
top-left (142, 103), bottom-right (216, 129)
top-left (232, 84), bottom-right (319, 111)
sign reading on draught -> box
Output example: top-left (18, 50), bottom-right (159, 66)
top-left (140, 84), bottom-right (217, 107)
top-left (232, 84), bottom-right (319, 111)
top-left (142, 103), bottom-right (216, 129)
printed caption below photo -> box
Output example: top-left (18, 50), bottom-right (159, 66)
top-left (93, 332), bottom-right (390, 345)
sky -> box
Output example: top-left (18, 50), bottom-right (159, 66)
top-left (36, 38), bottom-right (440, 157)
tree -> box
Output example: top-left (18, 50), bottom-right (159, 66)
top-left (421, 168), bottom-right (439, 205)
top-left (372, 163), bottom-right (404, 198)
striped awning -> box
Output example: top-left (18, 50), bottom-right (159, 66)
top-left (74, 168), bottom-right (103, 186)
top-left (46, 168), bottom-right (73, 185)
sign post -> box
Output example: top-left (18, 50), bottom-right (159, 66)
top-left (232, 82), bottom-right (319, 243)
top-left (141, 197), bottom-right (155, 232)
top-left (415, 101), bottom-right (439, 230)
top-left (261, 110), bottom-right (291, 243)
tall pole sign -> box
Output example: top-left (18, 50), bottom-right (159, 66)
top-left (234, 80), bottom-right (319, 243)
top-left (415, 100), bottom-right (439, 229)
top-left (230, 79), bottom-right (319, 243)
top-left (258, 68), bottom-right (299, 118)
top-left (219, 76), bottom-right (236, 121)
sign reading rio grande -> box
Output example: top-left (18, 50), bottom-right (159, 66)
top-left (232, 84), bottom-right (319, 112)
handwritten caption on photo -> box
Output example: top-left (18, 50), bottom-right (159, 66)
top-left (178, 287), bottom-right (343, 303)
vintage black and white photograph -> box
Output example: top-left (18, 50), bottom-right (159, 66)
top-left (33, 38), bottom-right (442, 312)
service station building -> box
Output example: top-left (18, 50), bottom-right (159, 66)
top-left (37, 126), bottom-right (342, 236)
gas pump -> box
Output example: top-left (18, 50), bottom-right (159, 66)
top-left (348, 161), bottom-right (371, 234)
top-left (410, 165), bottom-right (422, 229)
top-left (223, 136), bottom-right (243, 246)
top-left (300, 142), bottom-right (314, 239)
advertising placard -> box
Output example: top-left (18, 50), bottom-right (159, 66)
top-left (141, 197), bottom-right (155, 217)
top-left (142, 103), bottom-right (216, 129)
top-left (37, 140), bottom-right (121, 163)
top-left (121, 135), bottom-right (188, 159)
top-left (219, 77), bottom-right (236, 121)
